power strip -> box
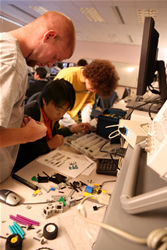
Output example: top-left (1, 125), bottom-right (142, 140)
top-left (119, 120), bottom-right (148, 148)
top-left (146, 100), bottom-right (167, 181)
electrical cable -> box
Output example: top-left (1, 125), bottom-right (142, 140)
top-left (148, 84), bottom-right (160, 95)
top-left (99, 140), bottom-right (126, 158)
top-left (77, 195), bottom-right (167, 249)
top-left (105, 124), bottom-right (120, 141)
top-left (126, 97), bottom-right (167, 120)
top-left (20, 200), bottom-right (55, 205)
top-left (148, 98), bottom-right (165, 120)
top-left (100, 180), bottom-right (117, 189)
top-left (110, 154), bottom-right (118, 169)
top-left (99, 140), bottom-right (119, 155)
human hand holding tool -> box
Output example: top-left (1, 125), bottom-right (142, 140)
top-left (70, 122), bottom-right (92, 134)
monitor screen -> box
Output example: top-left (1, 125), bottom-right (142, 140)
top-left (137, 17), bottom-right (167, 101)
top-left (122, 87), bottom-right (131, 99)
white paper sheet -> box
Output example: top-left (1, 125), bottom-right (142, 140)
top-left (37, 149), bottom-right (95, 178)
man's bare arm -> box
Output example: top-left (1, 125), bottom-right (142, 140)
top-left (0, 118), bottom-right (47, 148)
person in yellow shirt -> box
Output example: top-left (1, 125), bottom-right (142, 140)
top-left (55, 59), bottom-right (119, 126)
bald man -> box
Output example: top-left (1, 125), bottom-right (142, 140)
top-left (0, 11), bottom-right (76, 183)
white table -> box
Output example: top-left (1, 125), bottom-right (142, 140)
top-left (0, 145), bottom-right (117, 250)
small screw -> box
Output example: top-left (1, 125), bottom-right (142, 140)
top-left (37, 233), bottom-right (43, 238)
top-left (26, 206), bottom-right (31, 210)
top-left (21, 225), bottom-right (35, 230)
top-left (36, 229), bottom-right (41, 234)
top-left (33, 237), bottom-right (46, 245)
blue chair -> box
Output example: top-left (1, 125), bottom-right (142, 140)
top-left (91, 92), bottom-right (119, 118)
top-left (26, 92), bottom-right (41, 104)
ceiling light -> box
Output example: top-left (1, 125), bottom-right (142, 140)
top-left (137, 9), bottom-right (158, 24)
top-left (112, 6), bottom-right (125, 24)
top-left (29, 6), bottom-right (48, 15)
top-left (79, 8), bottom-right (105, 22)
top-left (76, 31), bottom-right (86, 40)
top-left (76, 31), bottom-right (86, 37)
top-left (9, 4), bottom-right (36, 19)
top-left (126, 67), bottom-right (135, 73)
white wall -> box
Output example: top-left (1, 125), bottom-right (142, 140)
top-left (66, 40), bottom-right (141, 88)
top-left (68, 40), bottom-right (167, 65)
top-left (66, 40), bottom-right (167, 88)
top-left (68, 40), bottom-right (141, 65)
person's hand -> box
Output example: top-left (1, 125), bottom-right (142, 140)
top-left (47, 134), bottom-right (64, 150)
top-left (23, 117), bottom-right (47, 142)
top-left (21, 116), bottom-right (31, 127)
top-left (70, 122), bottom-right (92, 134)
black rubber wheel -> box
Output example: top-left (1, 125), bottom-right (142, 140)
top-left (43, 223), bottom-right (58, 240)
top-left (5, 234), bottom-right (22, 250)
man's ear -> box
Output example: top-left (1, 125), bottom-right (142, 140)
top-left (42, 97), bottom-right (46, 105)
top-left (42, 30), bottom-right (57, 43)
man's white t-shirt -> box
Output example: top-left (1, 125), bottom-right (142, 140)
top-left (0, 33), bottom-right (28, 183)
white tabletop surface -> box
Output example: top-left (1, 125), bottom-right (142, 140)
top-left (0, 145), bottom-right (117, 250)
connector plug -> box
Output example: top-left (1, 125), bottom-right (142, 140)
top-left (95, 192), bottom-right (110, 206)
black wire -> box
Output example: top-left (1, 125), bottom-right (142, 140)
top-left (99, 140), bottom-right (122, 157)
top-left (100, 180), bottom-right (117, 189)
top-left (99, 140), bottom-right (110, 154)
top-left (148, 98), bottom-right (166, 120)
top-left (76, 197), bottom-right (84, 202)
top-left (126, 100), bottom-right (155, 120)
top-left (126, 97), bottom-right (167, 120)
top-left (110, 154), bottom-right (118, 169)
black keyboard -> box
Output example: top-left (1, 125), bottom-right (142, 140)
top-left (96, 159), bottom-right (118, 176)
top-left (126, 100), bottom-right (162, 113)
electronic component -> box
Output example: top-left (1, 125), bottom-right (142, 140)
top-left (42, 202), bottom-right (64, 219)
top-left (84, 185), bottom-right (107, 200)
top-left (96, 159), bottom-right (118, 176)
top-left (66, 197), bottom-right (76, 207)
top-left (119, 120), bottom-right (148, 148)
top-left (146, 100), bottom-right (167, 181)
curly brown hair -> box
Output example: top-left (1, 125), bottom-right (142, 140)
top-left (82, 59), bottom-right (119, 97)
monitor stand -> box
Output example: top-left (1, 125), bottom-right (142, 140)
top-left (120, 144), bottom-right (167, 214)
top-left (93, 145), bottom-right (167, 250)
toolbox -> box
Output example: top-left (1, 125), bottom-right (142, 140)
top-left (96, 108), bottom-right (127, 143)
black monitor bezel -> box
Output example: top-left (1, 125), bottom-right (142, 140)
top-left (136, 17), bottom-right (167, 101)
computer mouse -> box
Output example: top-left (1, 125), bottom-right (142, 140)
top-left (0, 189), bottom-right (21, 206)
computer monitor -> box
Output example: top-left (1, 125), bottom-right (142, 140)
top-left (122, 87), bottom-right (131, 99)
top-left (137, 17), bottom-right (167, 101)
